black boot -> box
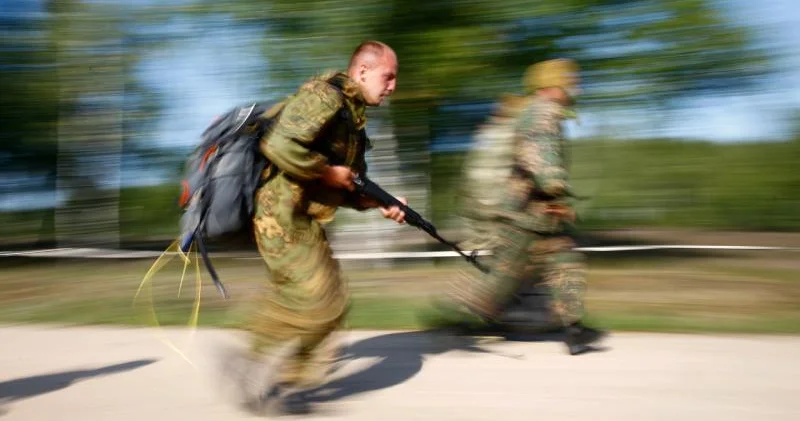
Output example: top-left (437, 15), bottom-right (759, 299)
top-left (564, 321), bottom-right (607, 355)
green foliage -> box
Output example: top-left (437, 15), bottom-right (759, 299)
top-left (0, 0), bottom-right (789, 245)
top-left (431, 138), bottom-right (800, 231)
top-left (190, 0), bottom-right (772, 107)
top-left (117, 184), bottom-right (184, 240)
top-left (1, 1), bottom-right (173, 198)
top-left (3, 138), bottom-right (798, 245)
top-left (179, 0), bottom-right (780, 238)
top-left (0, 8), bottom-right (60, 176)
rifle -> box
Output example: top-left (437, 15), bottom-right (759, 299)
top-left (352, 175), bottom-right (490, 274)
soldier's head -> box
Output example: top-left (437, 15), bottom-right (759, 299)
top-left (348, 40), bottom-right (398, 106)
top-left (524, 58), bottom-right (581, 106)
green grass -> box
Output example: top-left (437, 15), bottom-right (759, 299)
top-left (582, 312), bottom-right (800, 335)
top-left (0, 293), bottom-right (430, 330)
top-left (1, 292), bottom-right (798, 335)
top-left (1, 234), bottom-right (799, 335)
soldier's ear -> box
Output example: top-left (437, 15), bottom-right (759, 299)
top-left (359, 64), bottom-right (368, 82)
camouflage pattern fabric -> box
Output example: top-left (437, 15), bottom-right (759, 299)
top-left (244, 71), bottom-right (370, 388)
top-left (457, 94), bottom-right (530, 251)
top-left (451, 95), bottom-right (587, 327)
top-left (452, 225), bottom-right (587, 327)
top-left (497, 95), bottom-right (576, 233)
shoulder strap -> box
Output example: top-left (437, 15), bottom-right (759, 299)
top-left (324, 74), bottom-right (352, 123)
top-left (324, 74), bottom-right (372, 151)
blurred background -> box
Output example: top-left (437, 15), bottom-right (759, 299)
top-left (1, 0), bottom-right (798, 332)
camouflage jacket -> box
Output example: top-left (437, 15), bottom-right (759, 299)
top-left (495, 95), bottom-right (576, 234)
top-left (457, 95), bottom-right (529, 248)
top-left (259, 71), bottom-right (372, 222)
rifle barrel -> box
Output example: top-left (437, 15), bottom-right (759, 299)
top-left (353, 175), bottom-right (490, 274)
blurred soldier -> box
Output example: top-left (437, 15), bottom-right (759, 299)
top-left (457, 93), bottom-right (530, 251)
top-left (227, 40), bottom-right (406, 415)
top-left (445, 58), bottom-right (606, 355)
top-left (453, 94), bottom-right (561, 335)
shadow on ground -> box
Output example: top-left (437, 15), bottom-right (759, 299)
top-left (302, 331), bottom-right (492, 403)
top-left (0, 359), bottom-right (158, 410)
top-left (301, 329), bottom-right (605, 405)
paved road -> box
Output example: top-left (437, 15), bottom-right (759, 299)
top-left (1, 325), bottom-right (798, 420)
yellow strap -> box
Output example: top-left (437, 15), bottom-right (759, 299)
top-left (133, 238), bottom-right (204, 368)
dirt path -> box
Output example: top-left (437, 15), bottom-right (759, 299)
top-left (1, 325), bottom-right (798, 421)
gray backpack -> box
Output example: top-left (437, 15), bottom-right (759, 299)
top-left (177, 76), bottom-right (352, 298)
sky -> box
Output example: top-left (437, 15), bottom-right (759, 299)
top-left (642, 0), bottom-right (800, 142)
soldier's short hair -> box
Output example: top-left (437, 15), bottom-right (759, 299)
top-left (349, 40), bottom-right (391, 69)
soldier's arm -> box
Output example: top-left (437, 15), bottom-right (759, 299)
top-left (517, 112), bottom-right (572, 199)
top-left (261, 84), bottom-right (342, 181)
top-left (340, 155), bottom-right (377, 211)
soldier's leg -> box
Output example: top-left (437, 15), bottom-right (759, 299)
top-left (246, 178), bottom-right (349, 390)
top-left (535, 237), bottom-right (587, 326)
top-left (535, 235), bottom-right (606, 354)
top-left (452, 224), bottom-right (536, 320)
top-left (247, 223), bottom-right (348, 388)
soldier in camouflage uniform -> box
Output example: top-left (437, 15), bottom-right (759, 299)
top-left (226, 41), bottom-right (405, 415)
top-left (457, 94), bottom-right (530, 251)
top-left (446, 59), bottom-right (606, 355)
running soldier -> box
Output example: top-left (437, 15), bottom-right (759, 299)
top-left (443, 59), bottom-right (607, 355)
top-left (226, 40), bottom-right (406, 415)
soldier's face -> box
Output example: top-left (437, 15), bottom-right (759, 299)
top-left (358, 51), bottom-right (398, 106)
top-left (563, 74), bottom-right (582, 104)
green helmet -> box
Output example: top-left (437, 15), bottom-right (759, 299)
top-left (523, 58), bottom-right (581, 98)
top-left (524, 58), bottom-right (581, 121)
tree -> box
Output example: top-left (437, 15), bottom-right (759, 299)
top-left (181, 0), bottom-right (773, 228)
top-left (186, 0), bottom-right (770, 106)
top-left (0, 0), bottom-right (172, 246)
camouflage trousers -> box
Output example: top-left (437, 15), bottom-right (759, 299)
top-left (452, 223), bottom-right (588, 327)
top-left (245, 175), bottom-right (349, 388)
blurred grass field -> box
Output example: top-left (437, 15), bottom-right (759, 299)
top-left (1, 230), bottom-right (798, 334)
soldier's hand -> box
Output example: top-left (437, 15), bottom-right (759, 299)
top-left (321, 165), bottom-right (355, 191)
top-left (544, 203), bottom-right (576, 223)
top-left (381, 196), bottom-right (407, 224)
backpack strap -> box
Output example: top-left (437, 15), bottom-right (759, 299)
top-left (324, 74), bottom-right (372, 152)
top-left (325, 74), bottom-right (354, 127)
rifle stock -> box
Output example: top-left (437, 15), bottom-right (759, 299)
top-left (352, 175), bottom-right (490, 274)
